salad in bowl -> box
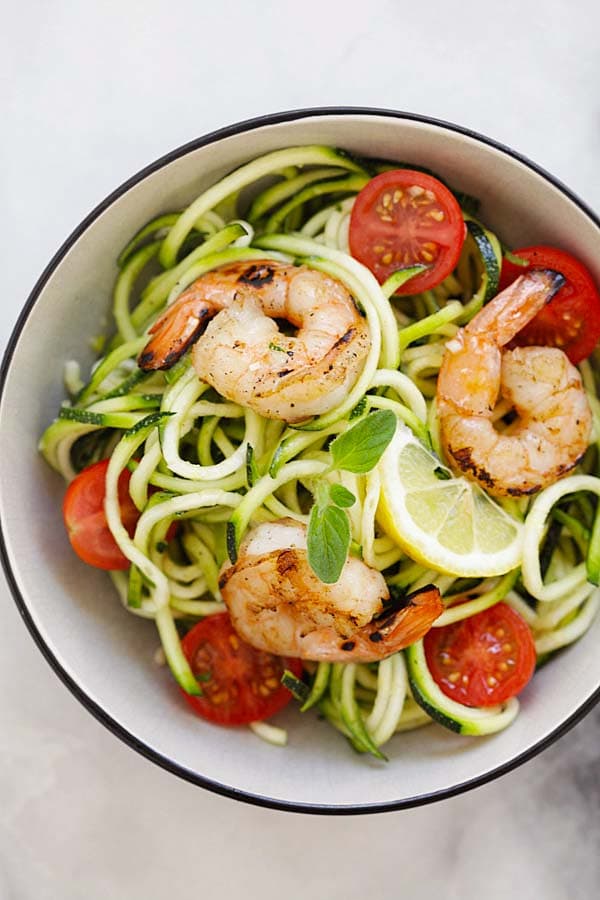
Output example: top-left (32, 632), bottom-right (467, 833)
top-left (39, 140), bottom-right (600, 758)
top-left (3, 109), bottom-right (600, 811)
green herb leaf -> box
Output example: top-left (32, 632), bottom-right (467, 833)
top-left (329, 483), bottom-right (356, 508)
top-left (307, 503), bottom-right (351, 584)
top-left (433, 465), bottom-right (452, 481)
top-left (329, 409), bottom-right (396, 474)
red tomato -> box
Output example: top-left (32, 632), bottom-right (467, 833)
top-left (499, 245), bottom-right (600, 364)
top-left (63, 459), bottom-right (140, 570)
top-left (349, 169), bottom-right (466, 294)
top-left (180, 613), bottom-right (304, 726)
top-left (424, 603), bottom-right (536, 707)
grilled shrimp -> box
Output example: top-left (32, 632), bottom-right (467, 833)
top-left (219, 519), bottom-right (443, 662)
top-left (139, 260), bottom-right (370, 423)
top-left (437, 269), bottom-right (593, 496)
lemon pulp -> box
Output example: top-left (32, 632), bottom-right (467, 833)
top-left (378, 425), bottom-right (523, 577)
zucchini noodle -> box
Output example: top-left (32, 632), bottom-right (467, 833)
top-left (39, 144), bottom-right (600, 758)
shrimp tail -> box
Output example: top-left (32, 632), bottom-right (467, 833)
top-left (298, 583), bottom-right (443, 662)
top-left (543, 268), bottom-right (566, 295)
top-left (367, 584), bottom-right (443, 644)
top-left (138, 295), bottom-right (216, 371)
top-left (344, 584), bottom-right (443, 661)
top-left (138, 261), bottom-right (286, 371)
top-left (467, 268), bottom-right (565, 343)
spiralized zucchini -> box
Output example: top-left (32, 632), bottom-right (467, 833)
top-left (39, 146), bottom-right (600, 757)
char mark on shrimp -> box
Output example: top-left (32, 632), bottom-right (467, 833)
top-left (506, 484), bottom-right (547, 497)
top-left (276, 549), bottom-right (298, 577)
top-left (368, 583), bottom-right (439, 642)
top-left (237, 263), bottom-right (275, 286)
top-left (384, 583), bottom-right (440, 614)
top-left (449, 446), bottom-right (497, 490)
top-left (331, 327), bottom-right (355, 350)
top-left (138, 306), bottom-right (213, 371)
top-left (504, 456), bottom-right (582, 496)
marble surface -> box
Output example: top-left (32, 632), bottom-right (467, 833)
top-left (2, 1), bottom-right (599, 897)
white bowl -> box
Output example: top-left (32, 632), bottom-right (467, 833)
top-left (2, 108), bottom-right (599, 813)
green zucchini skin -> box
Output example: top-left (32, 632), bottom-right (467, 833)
top-left (466, 219), bottom-right (500, 302)
top-left (405, 641), bottom-right (519, 736)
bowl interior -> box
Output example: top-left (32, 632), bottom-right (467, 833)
top-left (2, 111), bottom-right (600, 811)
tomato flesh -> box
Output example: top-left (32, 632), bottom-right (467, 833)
top-left (180, 613), bottom-right (304, 726)
top-left (499, 245), bottom-right (600, 364)
top-left (349, 169), bottom-right (466, 294)
top-left (424, 603), bottom-right (536, 707)
top-left (62, 459), bottom-right (140, 570)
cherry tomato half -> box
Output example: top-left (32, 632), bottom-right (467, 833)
top-left (180, 613), bottom-right (304, 726)
top-left (499, 245), bottom-right (600, 364)
top-left (349, 169), bottom-right (466, 294)
top-left (423, 603), bottom-right (536, 707)
top-left (62, 459), bottom-right (140, 570)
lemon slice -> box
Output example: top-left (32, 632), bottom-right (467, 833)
top-left (378, 424), bottom-right (523, 576)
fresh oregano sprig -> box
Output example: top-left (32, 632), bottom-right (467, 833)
top-left (307, 481), bottom-right (355, 584)
top-left (329, 483), bottom-right (356, 507)
top-left (328, 408), bottom-right (397, 474)
top-left (306, 409), bottom-right (396, 583)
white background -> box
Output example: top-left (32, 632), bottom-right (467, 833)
top-left (2, 2), bottom-right (599, 898)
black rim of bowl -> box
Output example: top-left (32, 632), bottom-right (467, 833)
top-left (2, 106), bottom-right (600, 816)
